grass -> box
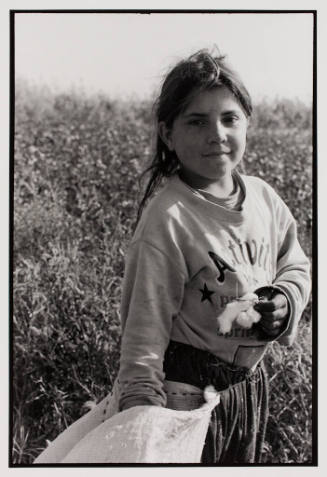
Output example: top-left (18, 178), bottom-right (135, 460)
top-left (12, 82), bottom-right (313, 464)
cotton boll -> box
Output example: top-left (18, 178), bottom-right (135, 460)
top-left (216, 292), bottom-right (260, 334)
top-left (246, 307), bottom-right (261, 323)
top-left (216, 301), bottom-right (240, 333)
top-left (217, 302), bottom-right (246, 334)
top-left (217, 314), bottom-right (233, 334)
top-left (240, 292), bottom-right (259, 303)
top-left (203, 385), bottom-right (218, 403)
top-left (236, 306), bottom-right (261, 329)
top-left (236, 311), bottom-right (253, 329)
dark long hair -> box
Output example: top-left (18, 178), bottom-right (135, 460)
top-left (137, 48), bottom-right (253, 223)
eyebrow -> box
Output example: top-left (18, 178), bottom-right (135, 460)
top-left (183, 112), bottom-right (208, 118)
top-left (183, 110), bottom-right (241, 118)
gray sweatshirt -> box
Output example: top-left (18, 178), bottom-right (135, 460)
top-left (117, 173), bottom-right (311, 410)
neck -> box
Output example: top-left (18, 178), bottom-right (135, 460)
top-left (179, 169), bottom-right (235, 198)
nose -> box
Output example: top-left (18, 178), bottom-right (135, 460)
top-left (208, 121), bottom-right (227, 143)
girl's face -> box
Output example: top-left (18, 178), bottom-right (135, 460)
top-left (160, 86), bottom-right (248, 187)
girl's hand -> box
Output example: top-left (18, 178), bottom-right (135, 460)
top-left (254, 287), bottom-right (289, 337)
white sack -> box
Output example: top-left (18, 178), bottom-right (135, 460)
top-left (34, 380), bottom-right (219, 464)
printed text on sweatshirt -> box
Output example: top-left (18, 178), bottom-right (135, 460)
top-left (118, 174), bottom-right (311, 410)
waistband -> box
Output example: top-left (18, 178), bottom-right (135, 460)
top-left (163, 341), bottom-right (261, 392)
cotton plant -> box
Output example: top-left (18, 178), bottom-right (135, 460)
top-left (217, 293), bottom-right (262, 334)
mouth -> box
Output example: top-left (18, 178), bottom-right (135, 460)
top-left (202, 151), bottom-right (231, 158)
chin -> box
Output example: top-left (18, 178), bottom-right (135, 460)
top-left (209, 165), bottom-right (228, 178)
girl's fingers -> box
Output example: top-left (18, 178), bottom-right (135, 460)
top-left (259, 317), bottom-right (287, 337)
top-left (256, 292), bottom-right (289, 337)
top-left (259, 307), bottom-right (288, 322)
top-left (260, 317), bottom-right (285, 330)
top-left (254, 293), bottom-right (288, 313)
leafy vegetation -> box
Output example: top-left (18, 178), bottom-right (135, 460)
top-left (13, 81), bottom-right (313, 464)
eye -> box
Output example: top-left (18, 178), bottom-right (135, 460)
top-left (223, 115), bottom-right (240, 125)
top-left (188, 119), bottom-right (207, 126)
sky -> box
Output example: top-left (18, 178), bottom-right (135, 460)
top-left (15, 11), bottom-right (314, 104)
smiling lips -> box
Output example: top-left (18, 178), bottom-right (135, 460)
top-left (202, 151), bottom-right (231, 157)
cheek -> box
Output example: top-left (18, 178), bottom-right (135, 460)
top-left (173, 134), bottom-right (198, 155)
top-left (235, 129), bottom-right (247, 150)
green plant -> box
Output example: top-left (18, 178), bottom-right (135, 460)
top-left (13, 82), bottom-right (313, 464)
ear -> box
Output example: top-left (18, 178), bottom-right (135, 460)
top-left (158, 121), bottom-right (174, 151)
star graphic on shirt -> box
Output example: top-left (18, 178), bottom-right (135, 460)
top-left (199, 283), bottom-right (215, 303)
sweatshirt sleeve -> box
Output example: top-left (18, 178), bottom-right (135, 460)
top-left (117, 239), bottom-right (186, 411)
top-left (272, 203), bottom-right (311, 346)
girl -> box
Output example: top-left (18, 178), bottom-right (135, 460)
top-left (116, 48), bottom-right (311, 464)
